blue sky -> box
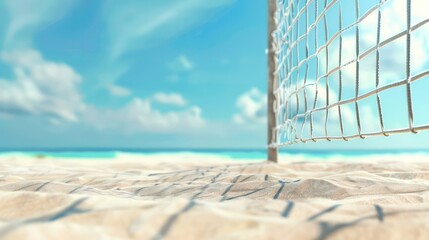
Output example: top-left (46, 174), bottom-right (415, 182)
top-left (0, 0), bottom-right (428, 150)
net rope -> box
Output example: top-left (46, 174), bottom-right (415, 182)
top-left (270, 0), bottom-right (429, 147)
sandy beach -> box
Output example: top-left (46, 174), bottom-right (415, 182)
top-left (1, 153), bottom-right (429, 239)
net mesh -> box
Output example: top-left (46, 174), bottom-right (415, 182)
top-left (270, 0), bottom-right (429, 147)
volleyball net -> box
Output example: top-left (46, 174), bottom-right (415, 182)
top-left (269, 0), bottom-right (429, 147)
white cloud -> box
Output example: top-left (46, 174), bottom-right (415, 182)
top-left (103, 0), bottom-right (236, 59)
top-left (0, 50), bottom-right (205, 133)
top-left (168, 55), bottom-right (195, 72)
top-left (178, 55), bottom-right (193, 70)
top-left (0, 1), bottom-right (209, 135)
top-left (0, 2), bottom-right (84, 121)
top-left (233, 88), bottom-right (267, 124)
top-left (152, 93), bottom-right (187, 106)
top-left (0, 50), bottom-right (84, 122)
top-left (106, 84), bottom-right (131, 97)
top-left (3, 0), bottom-right (77, 49)
top-left (98, 63), bottom-right (130, 90)
top-left (83, 98), bottom-right (205, 133)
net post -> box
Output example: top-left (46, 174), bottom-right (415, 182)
top-left (268, 0), bottom-right (278, 163)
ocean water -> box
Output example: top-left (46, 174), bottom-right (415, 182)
top-left (1, 148), bottom-right (429, 160)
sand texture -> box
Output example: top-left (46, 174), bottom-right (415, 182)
top-left (1, 154), bottom-right (429, 239)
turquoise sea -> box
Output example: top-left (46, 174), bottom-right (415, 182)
top-left (1, 149), bottom-right (429, 160)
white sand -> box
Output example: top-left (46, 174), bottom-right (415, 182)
top-left (1, 153), bottom-right (429, 239)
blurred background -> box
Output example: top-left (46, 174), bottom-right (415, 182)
top-left (0, 0), bottom-right (428, 152)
